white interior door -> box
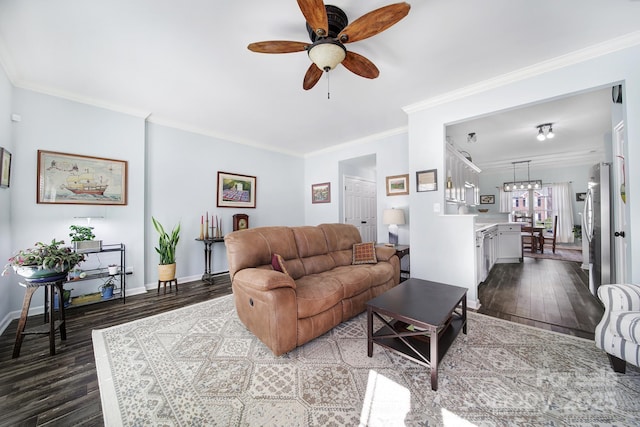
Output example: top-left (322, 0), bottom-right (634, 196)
top-left (344, 176), bottom-right (377, 242)
top-left (612, 121), bottom-right (628, 283)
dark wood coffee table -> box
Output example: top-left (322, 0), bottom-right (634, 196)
top-left (366, 278), bottom-right (467, 391)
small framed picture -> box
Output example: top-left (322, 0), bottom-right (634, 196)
top-left (576, 192), bottom-right (586, 202)
top-left (0, 147), bottom-right (11, 188)
top-left (385, 174), bottom-right (409, 196)
top-left (480, 195), bottom-right (495, 204)
top-left (416, 169), bottom-right (437, 192)
top-left (311, 182), bottom-right (331, 204)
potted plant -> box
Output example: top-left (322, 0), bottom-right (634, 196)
top-left (69, 225), bottom-right (102, 253)
top-left (2, 239), bottom-right (86, 282)
top-left (99, 276), bottom-right (116, 299)
top-left (107, 264), bottom-right (119, 275)
top-left (152, 217), bottom-right (180, 281)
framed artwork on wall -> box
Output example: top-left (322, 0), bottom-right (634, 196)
top-left (311, 182), bottom-right (331, 203)
top-left (416, 169), bottom-right (437, 192)
top-left (385, 174), bottom-right (409, 196)
top-left (576, 192), bottom-right (586, 202)
top-left (479, 195), bottom-right (495, 204)
top-left (37, 150), bottom-right (127, 205)
top-left (217, 171), bottom-right (257, 208)
top-left (0, 147), bottom-right (11, 188)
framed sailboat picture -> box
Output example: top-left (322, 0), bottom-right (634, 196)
top-left (37, 150), bottom-right (128, 205)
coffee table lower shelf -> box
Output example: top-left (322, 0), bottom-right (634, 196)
top-left (370, 316), bottom-right (465, 390)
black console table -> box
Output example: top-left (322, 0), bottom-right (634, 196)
top-left (195, 238), bottom-right (225, 283)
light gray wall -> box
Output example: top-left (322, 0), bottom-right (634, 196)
top-left (305, 131), bottom-right (410, 245)
top-left (145, 122), bottom-right (305, 281)
top-left (7, 88), bottom-right (147, 310)
top-left (0, 88), bottom-right (306, 331)
top-left (0, 64), bottom-right (13, 330)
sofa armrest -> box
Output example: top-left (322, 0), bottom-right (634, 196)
top-left (375, 246), bottom-right (396, 262)
top-left (598, 284), bottom-right (640, 313)
top-left (232, 268), bottom-right (296, 292)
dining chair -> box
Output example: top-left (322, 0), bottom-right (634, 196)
top-left (518, 215), bottom-right (537, 252)
top-left (540, 215), bottom-right (558, 254)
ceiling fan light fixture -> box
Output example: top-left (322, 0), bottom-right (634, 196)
top-left (307, 39), bottom-right (346, 71)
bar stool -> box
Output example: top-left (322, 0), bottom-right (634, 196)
top-left (13, 277), bottom-right (67, 358)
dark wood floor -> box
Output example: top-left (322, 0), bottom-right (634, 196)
top-left (478, 257), bottom-right (604, 340)
top-left (0, 276), bottom-right (232, 427)
top-left (0, 259), bottom-right (604, 426)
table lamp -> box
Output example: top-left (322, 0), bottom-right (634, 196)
top-left (383, 208), bottom-right (405, 246)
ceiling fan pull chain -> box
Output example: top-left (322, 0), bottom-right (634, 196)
top-left (327, 71), bottom-right (330, 100)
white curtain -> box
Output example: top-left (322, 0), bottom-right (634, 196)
top-left (551, 182), bottom-right (574, 243)
top-left (499, 188), bottom-right (511, 213)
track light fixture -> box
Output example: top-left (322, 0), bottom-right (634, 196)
top-left (536, 123), bottom-right (555, 141)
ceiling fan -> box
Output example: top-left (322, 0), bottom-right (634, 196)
top-left (248, 0), bottom-right (411, 90)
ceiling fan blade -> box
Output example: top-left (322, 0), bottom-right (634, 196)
top-left (338, 2), bottom-right (410, 44)
top-left (248, 41), bottom-right (309, 54)
top-left (342, 51), bottom-right (379, 79)
top-left (297, 0), bottom-right (328, 37)
top-left (303, 63), bottom-right (323, 90)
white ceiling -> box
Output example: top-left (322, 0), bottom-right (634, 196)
top-left (1, 0), bottom-right (639, 157)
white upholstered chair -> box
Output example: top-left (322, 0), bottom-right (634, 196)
top-left (595, 283), bottom-right (640, 373)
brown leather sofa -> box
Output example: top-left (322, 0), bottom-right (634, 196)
top-left (225, 223), bottom-right (400, 356)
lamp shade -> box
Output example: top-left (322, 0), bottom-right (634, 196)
top-left (383, 209), bottom-right (405, 225)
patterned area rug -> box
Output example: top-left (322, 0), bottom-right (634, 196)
top-left (93, 295), bottom-right (640, 426)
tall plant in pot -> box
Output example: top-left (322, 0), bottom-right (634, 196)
top-left (152, 217), bottom-right (180, 281)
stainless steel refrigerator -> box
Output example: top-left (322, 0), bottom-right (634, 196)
top-left (584, 162), bottom-right (613, 296)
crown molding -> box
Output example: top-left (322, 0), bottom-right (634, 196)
top-left (403, 31), bottom-right (640, 114)
top-left (145, 115), bottom-right (304, 158)
top-left (304, 126), bottom-right (408, 158)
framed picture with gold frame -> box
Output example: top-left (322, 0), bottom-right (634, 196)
top-left (37, 150), bottom-right (127, 205)
top-left (385, 174), bottom-right (409, 196)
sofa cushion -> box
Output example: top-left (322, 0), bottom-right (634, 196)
top-left (325, 265), bottom-right (372, 299)
top-left (271, 254), bottom-right (290, 276)
top-left (352, 242), bottom-right (378, 264)
top-left (609, 310), bottom-right (640, 345)
top-left (319, 223), bottom-right (362, 252)
top-left (295, 274), bottom-right (344, 319)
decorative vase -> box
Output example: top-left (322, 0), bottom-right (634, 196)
top-left (158, 263), bottom-right (176, 281)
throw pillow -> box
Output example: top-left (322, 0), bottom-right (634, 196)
top-left (352, 242), bottom-right (378, 265)
top-left (271, 253), bottom-right (290, 276)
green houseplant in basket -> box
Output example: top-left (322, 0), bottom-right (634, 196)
top-left (152, 217), bottom-right (181, 281)
top-left (2, 239), bottom-right (86, 282)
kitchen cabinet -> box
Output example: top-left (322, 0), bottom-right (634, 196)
top-left (497, 224), bottom-right (522, 263)
top-left (446, 144), bottom-right (481, 206)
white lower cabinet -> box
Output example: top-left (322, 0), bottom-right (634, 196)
top-left (477, 223), bottom-right (522, 286)
top-left (497, 224), bottom-right (522, 263)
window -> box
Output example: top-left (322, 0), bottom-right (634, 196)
top-left (511, 186), bottom-right (553, 227)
